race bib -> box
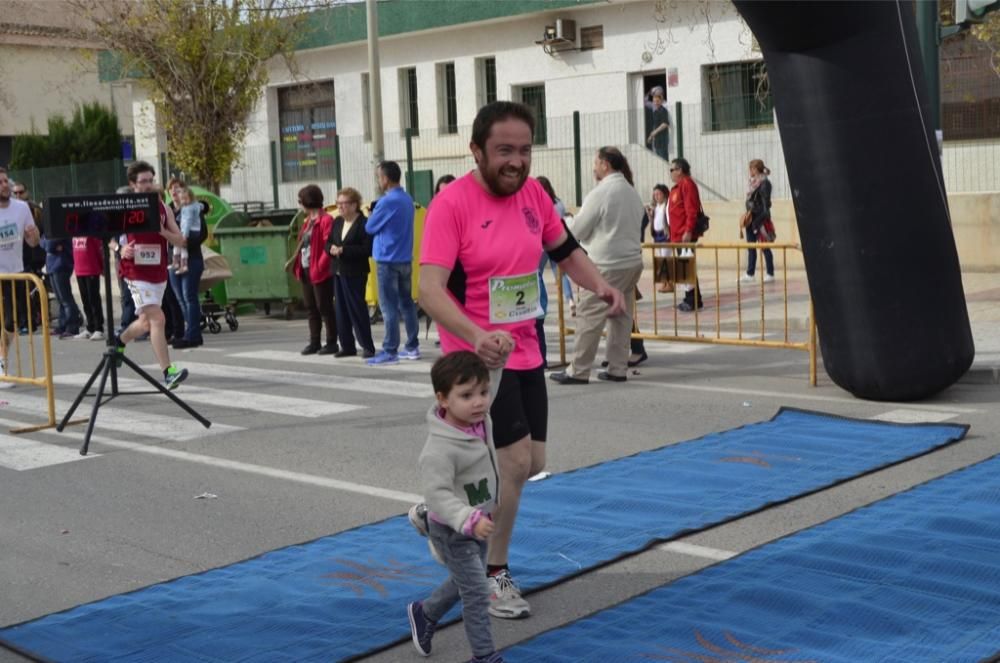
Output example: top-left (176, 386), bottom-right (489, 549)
top-left (135, 244), bottom-right (162, 266)
top-left (489, 272), bottom-right (543, 324)
top-left (0, 223), bottom-right (17, 248)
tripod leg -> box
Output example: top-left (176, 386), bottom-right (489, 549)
top-left (58, 354), bottom-right (109, 432)
top-left (120, 355), bottom-right (211, 429)
top-left (79, 356), bottom-right (113, 456)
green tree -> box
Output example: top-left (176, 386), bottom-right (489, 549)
top-left (72, 0), bottom-right (324, 193)
top-left (9, 103), bottom-right (122, 169)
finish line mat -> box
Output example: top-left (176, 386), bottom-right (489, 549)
top-left (0, 408), bottom-right (969, 662)
top-left (504, 453), bottom-right (1000, 663)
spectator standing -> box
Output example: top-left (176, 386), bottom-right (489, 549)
top-left (365, 161), bottom-right (420, 365)
top-left (290, 184), bottom-right (337, 356)
top-left (72, 237), bottom-right (105, 340)
top-left (741, 159), bottom-right (776, 283)
top-left (646, 92), bottom-right (671, 161)
top-left (326, 187), bottom-right (375, 358)
top-left (669, 158), bottom-right (705, 311)
top-left (549, 147), bottom-right (644, 384)
top-left (168, 184), bottom-right (205, 349)
top-left (42, 235), bottom-right (81, 339)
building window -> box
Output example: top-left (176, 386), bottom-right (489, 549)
top-left (361, 73), bottom-right (372, 142)
top-left (438, 62), bottom-right (458, 134)
top-left (477, 57), bottom-right (497, 108)
top-left (400, 67), bottom-right (419, 137)
top-left (702, 61), bottom-right (774, 131)
top-left (580, 25), bottom-right (604, 51)
top-left (941, 32), bottom-right (1000, 140)
top-left (515, 84), bottom-right (547, 145)
top-left (278, 82), bottom-right (337, 182)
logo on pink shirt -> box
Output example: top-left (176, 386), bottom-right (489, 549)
top-left (522, 207), bottom-right (541, 235)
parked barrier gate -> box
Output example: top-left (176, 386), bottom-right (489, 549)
top-left (0, 273), bottom-right (57, 432)
top-left (557, 242), bottom-right (818, 386)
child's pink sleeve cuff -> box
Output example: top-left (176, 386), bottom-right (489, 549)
top-left (462, 509), bottom-right (488, 536)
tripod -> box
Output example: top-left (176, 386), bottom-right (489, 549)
top-left (58, 235), bottom-right (210, 455)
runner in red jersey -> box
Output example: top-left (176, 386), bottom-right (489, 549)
top-left (114, 161), bottom-right (189, 389)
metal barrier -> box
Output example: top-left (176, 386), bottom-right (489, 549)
top-left (0, 273), bottom-right (57, 432)
top-left (556, 241), bottom-right (818, 386)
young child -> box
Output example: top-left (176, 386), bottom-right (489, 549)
top-left (407, 350), bottom-right (505, 663)
top-left (172, 186), bottom-right (201, 274)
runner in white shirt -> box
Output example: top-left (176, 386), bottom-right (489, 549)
top-left (0, 168), bottom-right (40, 387)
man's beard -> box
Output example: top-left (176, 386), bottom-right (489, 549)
top-left (0, 192), bottom-right (9, 202)
top-left (479, 157), bottom-right (528, 197)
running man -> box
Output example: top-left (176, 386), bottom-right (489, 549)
top-left (115, 161), bottom-right (189, 389)
top-left (417, 101), bottom-right (625, 618)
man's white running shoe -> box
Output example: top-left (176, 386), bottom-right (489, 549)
top-left (487, 570), bottom-right (531, 619)
top-left (0, 358), bottom-right (12, 389)
top-left (73, 330), bottom-right (92, 339)
top-left (90, 330), bottom-right (106, 341)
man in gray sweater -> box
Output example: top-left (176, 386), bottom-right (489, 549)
top-left (550, 146), bottom-right (645, 383)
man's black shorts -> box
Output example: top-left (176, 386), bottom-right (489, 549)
top-left (490, 365), bottom-right (548, 448)
top-left (0, 281), bottom-right (24, 333)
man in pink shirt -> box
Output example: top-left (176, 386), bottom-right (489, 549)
top-left (419, 101), bottom-right (625, 619)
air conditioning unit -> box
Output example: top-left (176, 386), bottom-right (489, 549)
top-left (554, 19), bottom-right (576, 43)
top-left (537, 18), bottom-right (577, 55)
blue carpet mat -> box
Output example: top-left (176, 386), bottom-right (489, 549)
top-left (0, 408), bottom-right (968, 662)
top-left (505, 453), bottom-right (1000, 663)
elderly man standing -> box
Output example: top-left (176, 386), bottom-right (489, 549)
top-left (550, 146), bottom-right (645, 384)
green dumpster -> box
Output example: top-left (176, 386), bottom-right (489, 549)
top-left (214, 208), bottom-right (301, 318)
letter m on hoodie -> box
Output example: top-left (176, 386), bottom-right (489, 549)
top-left (463, 478), bottom-right (491, 506)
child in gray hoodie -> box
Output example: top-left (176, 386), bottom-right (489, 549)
top-left (407, 350), bottom-right (505, 663)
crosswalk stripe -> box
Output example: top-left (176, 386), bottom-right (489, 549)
top-left (229, 350), bottom-right (433, 374)
top-left (56, 374), bottom-right (365, 419)
top-left (1, 391), bottom-right (243, 442)
top-left (176, 362), bottom-right (433, 397)
top-left (870, 409), bottom-right (962, 423)
top-left (0, 434), bottom-right (97, 471)
top-left (0, 417), bottom-right (421, 504)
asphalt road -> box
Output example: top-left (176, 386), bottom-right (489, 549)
top-left (1, 311), bottom-right (997, 663)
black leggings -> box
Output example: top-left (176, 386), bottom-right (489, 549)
top-left (301, 276), bottom-right (336, 346)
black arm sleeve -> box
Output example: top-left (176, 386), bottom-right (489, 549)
top-left (546, 223), bottom-right (582, 263)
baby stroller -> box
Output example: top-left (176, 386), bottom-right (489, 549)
top-left (199, 246), bottom-right (238, 333)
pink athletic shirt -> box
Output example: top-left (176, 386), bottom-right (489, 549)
top-left (421, 172), bottom-right (564, 370)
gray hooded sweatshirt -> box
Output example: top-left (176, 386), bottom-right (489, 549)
top-left (418, 373), bottom-right (502, 534)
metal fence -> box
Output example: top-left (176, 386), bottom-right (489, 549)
top-left (9, 159), bottom-right (129, 202)
top-left (219, 102), bottom-right (999, 210)
top-left (26, 100), bottom-right (999, 206)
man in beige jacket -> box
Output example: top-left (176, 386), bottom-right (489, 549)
top-left (550, 146), bottom-right (645, 384)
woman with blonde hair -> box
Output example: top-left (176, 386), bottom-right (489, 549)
top-left (326, 187), bottom-right (375, 358)
top-left (741, 159), bottom-right (775, 283)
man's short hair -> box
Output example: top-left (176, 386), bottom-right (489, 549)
top-left (127, 160), bottom-right (155, 183)
top-left (472, 101), bottom-right (536, 151)
top-left (671, 158), bottom-right (692, 176)
top-left (378, 161), bottom-right (402, 184)
top-left (431, 351), bottom-right (490, 397)
top-left (297, 184), bottom-right (325, 210)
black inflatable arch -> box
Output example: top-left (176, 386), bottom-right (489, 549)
top-left (732, 0), bottom-right (974, 401)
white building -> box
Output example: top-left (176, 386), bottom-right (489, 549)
top-left (0, 0), bottom-right (135, 168)
top-left (125, 0), bottom-right (996, 207)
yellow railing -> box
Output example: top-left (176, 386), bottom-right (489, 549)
top-left (0, 273), bottom-right (57, 432)
top-left (557, 242), bottom-right (817, 386)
